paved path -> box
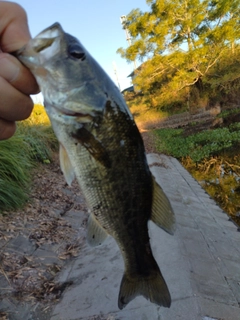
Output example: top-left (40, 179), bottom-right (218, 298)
top-left (47, 153), bottom-right (240, 320)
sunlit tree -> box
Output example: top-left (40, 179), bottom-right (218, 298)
top-left (117, 0), bottom-right (240, 109)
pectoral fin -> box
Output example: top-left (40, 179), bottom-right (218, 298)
top-left (87, 213), bottom-right (108, 246)
top-left (59, 144), bottom-right (75, 186)
top-left (151, 174), bottom-right (176, 235)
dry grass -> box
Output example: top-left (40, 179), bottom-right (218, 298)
top-left (126, 95), bottom-right (168, 131)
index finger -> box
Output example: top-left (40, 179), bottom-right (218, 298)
top-left (0, 1), bottom-right (31, 52)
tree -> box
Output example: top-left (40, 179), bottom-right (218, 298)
top-left (117, 0), bottom-right (240, 110)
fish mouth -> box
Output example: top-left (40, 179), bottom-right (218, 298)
top-left (49, 104), bottom-right (93, 122)
top-left (13, 23), bottom-right (63, 66)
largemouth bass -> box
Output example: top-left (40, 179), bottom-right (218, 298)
top-left (16, 23), bottom-right (175, 309)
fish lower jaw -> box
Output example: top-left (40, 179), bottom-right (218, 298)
top-left (45, 104), bottom-right (93, 123)
top-left (55, 106), bottom-right (89, 117)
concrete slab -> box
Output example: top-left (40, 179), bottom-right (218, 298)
top-left (48, 154), bottom-right (240, 320)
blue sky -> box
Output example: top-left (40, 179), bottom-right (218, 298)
top-left (15, 0), bottom-right (150, 93)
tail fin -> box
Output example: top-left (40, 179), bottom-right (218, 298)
top-left (118, 271), bottom-right (171, 309)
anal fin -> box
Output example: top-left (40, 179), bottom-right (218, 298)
top-left (87, 213), bottom-right (108, 246)
top-left (151, 174), bottom-right (176, 235)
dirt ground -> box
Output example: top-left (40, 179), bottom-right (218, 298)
top-left (0, 131), bottom-right (158, 319)
top-left (0, 153), bottom-right (90, 319)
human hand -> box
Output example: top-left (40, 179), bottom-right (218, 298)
top-left (0, 1), bottom-right (39, 140)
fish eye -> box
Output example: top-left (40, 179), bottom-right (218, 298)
top-left (68, 42), bottom-right (86, 60)
top-left (69, 51), bottom-right (86, 61)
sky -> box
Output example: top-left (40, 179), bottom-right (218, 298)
top-left (13, 0), bottom-right (150, 102)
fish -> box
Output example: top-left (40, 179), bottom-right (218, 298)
top-left (16, 23), bottom-right (176, 309)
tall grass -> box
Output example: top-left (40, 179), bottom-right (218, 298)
top-left (0, 137), bottom-right (32, 210)
top-left (0, 104), bottom-right (58, 212)
top-left (18, 104), bottom-right (58, 162)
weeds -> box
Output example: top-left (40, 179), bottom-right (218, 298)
top-left (182, 156), bottom-right (240, 218)
top-left (154, 127), bottom-right (240, 162)
top-left (0, 104), bottom-right (58, 212)
top-left (153, 123), bottom-right (240, 221)
top-left (0, 136), bottom-right (32, 210)
top-left (216, 107), bottom-right (240, 119)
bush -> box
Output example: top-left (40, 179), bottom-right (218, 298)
top-left (0, 137), bottom-right (32, 210)
top-left (0, 104), bottom-right (58, 212)
top-left (154, 127), bottom-right (240, 162)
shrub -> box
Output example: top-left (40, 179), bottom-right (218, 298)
top-left (0, 104), bottom-right (58, 212)
top-left (154, 127), bottom-right (240, 162)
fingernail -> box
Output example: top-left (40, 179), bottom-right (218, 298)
top-left (0, 57), bottom-right (20, 82)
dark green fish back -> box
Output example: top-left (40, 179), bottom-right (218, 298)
top-left (71, 99), bottom-right (152, 244)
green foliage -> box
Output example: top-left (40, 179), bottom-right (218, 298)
top-left (0, 104), bottom-right (58, 212)
top-left (0, 137), bottom-right (32, 210)
top-left (19, 124), bottom-right (58, 162)
top-left (217, 108), bottom-right (240, 119)
top-left (118, 0), bottom-right (240, 111)
top-left (154, 126), bottom-right (240, 162)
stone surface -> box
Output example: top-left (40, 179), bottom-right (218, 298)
top-left (2, 153), bottom-right (239, 319)
top-left (48, 154), bottom-right (240, 320)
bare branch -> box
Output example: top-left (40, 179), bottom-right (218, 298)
top-left (177, 77), bottom-right (200, 91)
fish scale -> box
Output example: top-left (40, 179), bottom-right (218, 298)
top-left (16, 22), bottom-right (176, 310)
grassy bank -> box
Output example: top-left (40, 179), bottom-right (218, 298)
top-left (154, 125), bottom-right (240, 162)
top-left (152, 110), bottom-right (240, 222)
top-left (0, 104), bottom-right (58, 212)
